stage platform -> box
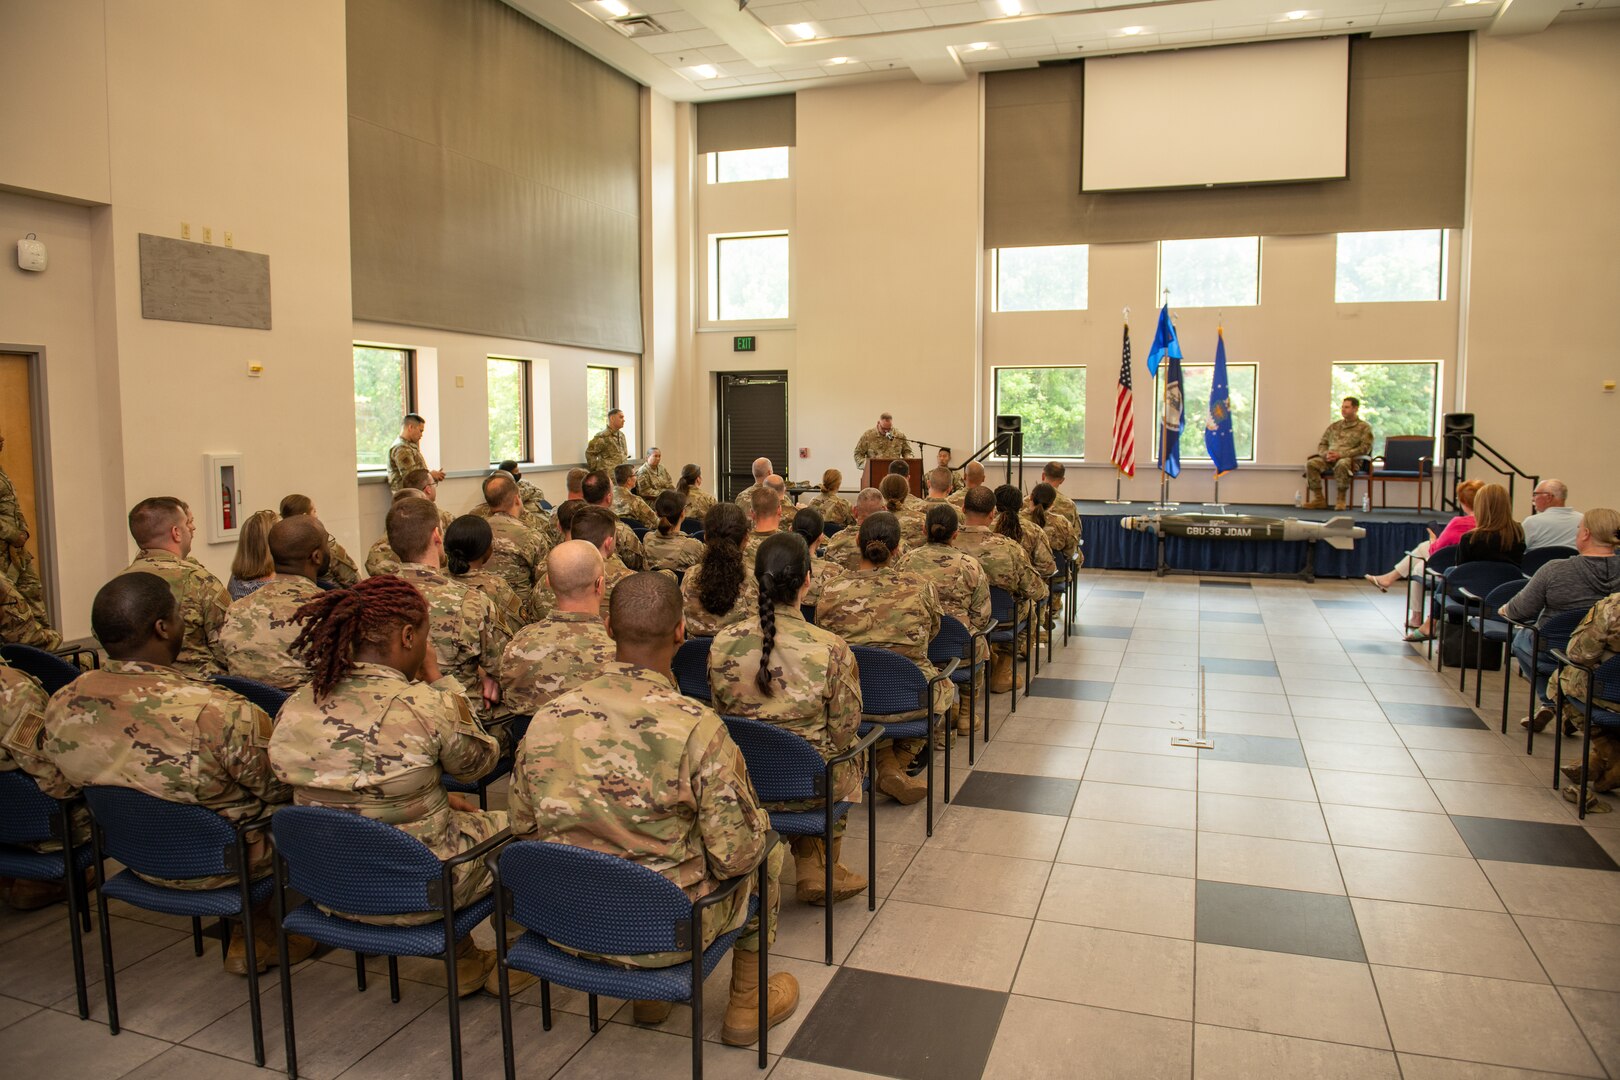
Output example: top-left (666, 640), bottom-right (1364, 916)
top-left (1073, 500), bottom-right (1445, 579)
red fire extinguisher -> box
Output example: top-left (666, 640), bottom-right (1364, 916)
top-left (222, 483), bottom-right (234, 530)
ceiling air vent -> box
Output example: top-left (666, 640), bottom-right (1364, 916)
top-left (610, 14), bottom-right (668, 37)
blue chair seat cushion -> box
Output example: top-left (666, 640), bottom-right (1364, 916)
top-left (1565, 698), bottom-right (1620, 729)
top-left (100, 867), bottom-right (273, 917)
top-left (1374, 469), bottom-right (1426, 478)
top-left (766, 802), bottom-right (854, 837)
top-left (504, 897), bottom-right (757, 1001)
top-left (858, 719), bottom-right (929, 741)
top-left (283, 895), bottom-right (495, 957)
top-left (0, 842), bottom-right (95, 881)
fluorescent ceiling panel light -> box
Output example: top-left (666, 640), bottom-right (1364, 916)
top-left (826, 55), bottom-right (852, 64)
top-left (965, 41), bottom-right (991, 50)
top-left (599, 0), bottom-right (630, 16)
top-left (1285, 9), bottom-right (1308, 18)
top-left (787, 22), bottom-right (816, 38)
top-left (691, 63), bottom-right (719, 78)
top-left (1119, 25), bottom-right (1143, 34)
top-left (997, 0), bottom-right (1022, 15)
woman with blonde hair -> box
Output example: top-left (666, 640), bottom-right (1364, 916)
top-left (227, 509), bottom-right (278, 599)
top-left (1365, 479), bottom-right (1483, 633)
top-left (807, 469), bottom-right (853, 525)
top-left (1406, 483), bottom-right (1525, 641)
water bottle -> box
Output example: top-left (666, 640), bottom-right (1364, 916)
top-left (1361, 492), bottom-right (1370, 513)
top-left (1294, 490), bottom-right (1303, 508)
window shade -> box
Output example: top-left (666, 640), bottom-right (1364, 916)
top-left (984, 34), bottom-right (1468, 248)
top-left (347, 0), bottom-right (643, 353)
top-left (696, 95), bottom-right (797, 154)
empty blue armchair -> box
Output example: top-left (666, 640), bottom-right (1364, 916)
top-left (1368, 435), bottom-right (1435, 510)
top-left (0, 773), bottom-right (92, 1018)
top-left (1, 643), bottom-right (91, 694)
top-left (673, 636), bottom-right (714, 701)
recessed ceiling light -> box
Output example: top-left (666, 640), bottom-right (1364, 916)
top-left (997, 0), bottom-right (1022, 16)
top-left (1120, 25), bottom-right (1143, 34)
top-left (965, 41), bottom-right (991, 50)
top-left (598, 0), bottom-right (630, 16)
top-left (787, 22), bottom-right (816, 39)
top-left (691, 63), bottom-right (719, 79)
top-left (1285, 9), bottom-right (1308, 18)
top-left (826, 56), bottom-right (852, 64)
top-left (1461, 0), bottom-right (1482, 4)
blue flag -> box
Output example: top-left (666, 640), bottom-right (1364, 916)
top-left (1160, 349), bottom-right (1183, 480)
top-left (1204, 328), bottom-right (1239, 477)
top-left (1145, 303), bottom-right (1181, 378)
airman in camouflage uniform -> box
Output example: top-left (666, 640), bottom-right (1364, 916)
top-left (387, 433), bottom-right (432, 494)
top-left (0, 574), bottom-right (61, 650)
top-left (635, 451), bottom-right (673, 500)
top-left (0, 441), bottom-right (44, 611)
top-left (642, 527), bottom-right (704, 572)
top-left (324, 536), bottom-right (361, 587)
top-left (365, 535), bottom-right (401, 578)
top-left (498, 611), bottom-right (615, 717)
top-left (220, 576), bottom-right (324, 690)
top-left (921, 495), bottom-right (966, 524)
top-left (851, 415), bottom-right (913, 472)
top-left (899, 536), bottom-right (990, 729)
top-left (803, 554), bottom-right (846, 608)
top-left (1306, 399), bottom-right (1374, 510)
top-left (0, 660), bottom-right (91, 899)
top-left (681, 559), bottom-right (757, 638)
top-left (808, 490), bottom-right (852, 526)
top-left (954, 513), bottom-right (1046, 692)
top-left (395, 564), bottom-right (510, 730)
top-left (120, 549), bottom-right (230, 678)
top-left (825, 526), bottom-right (909, 573)
top-left (486, 514), bottom-right (547, 609)
top-left (452, 565), bottom-right (526, 637)
top-left (681, 483), bottom-right (717, 523)
top-left (1556, 594), bottom-right (1620, 808)
top-left (585, 410), bottom-right (630, 476)
top-left (612, 476), bottom-right (657, 528)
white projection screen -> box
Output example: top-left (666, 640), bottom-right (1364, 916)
top-left (1081, 38), bottom-right (1350, 192)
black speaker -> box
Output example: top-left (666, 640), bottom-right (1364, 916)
top-left (996, 415), bottom-right (1023, 457)
top-left (1443, 413), bottom-right (1475, 461)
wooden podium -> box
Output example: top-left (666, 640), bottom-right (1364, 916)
top-left (864, 457), bottom-right (924, 496)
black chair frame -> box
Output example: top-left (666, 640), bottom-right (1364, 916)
top-left (1551, 649), bottom-right (1620, 820)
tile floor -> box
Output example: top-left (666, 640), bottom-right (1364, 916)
top-left (3, 570), bottom-right (1617, 1079)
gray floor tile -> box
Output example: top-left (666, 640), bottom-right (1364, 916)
top-left (844, 900), bottom-right (1030, 991)
top-left (0, 994), bottom-right (37, 1032)
top-left (1197, 657), bottom-right (1281, 677)
top-left (552, 1020), bottom-right (777, 1080)
top-left (1198, 734), bottom-right (1307, 768)
top-left (122, 1044), bottom-right (301, 1080)
top-left (1195, 881), bottom-right (1365, 962)
top-left (1451, 816), bottom-right (1620, 871)
top-left (0, 1006), bottom-right (168, 1078)
top-left (1382, 702), bottom-right (1491, 729)
top-left (1026, 677), bottom-right (1113, 701)
top-left (1013, 921), bottom-right (1194, 1020)
top-left (1193, 1025), bottom-right (1400, 1079)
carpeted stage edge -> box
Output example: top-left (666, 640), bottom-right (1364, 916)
top-left (1073, 501), bottom-right (1443, 579)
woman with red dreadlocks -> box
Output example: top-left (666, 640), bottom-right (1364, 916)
top-left (268, 575), bottom-right (525, 998)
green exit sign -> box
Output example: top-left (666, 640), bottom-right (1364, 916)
top-left (733, 335), bottom-right (756, 352)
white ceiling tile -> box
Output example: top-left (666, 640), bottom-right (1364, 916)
top-left (820, 13), bottom-right (886, 32)
top-left (1267, 16), bottom-right (1323, 29)
top-left (734, 73), bottom-right (788, 84)
top-left (702, 77), bottom-right (743, 87)
top-left (757, 3), bottom-right (816, 22)
top-left (860, 0), bottom-right (924, 10)
top-left (1377, 9), bottom-right (1436, 20)
top-left (702, 44), bottom-right (746, 61)
top-left (1212, 22), bottom-right (1267, 36)
top-left (805, 0), bottom-right (870, 17)
top-left (775, 66), bottom-right (830, 77)
top-left (1160, 27), bottom-right (1214, 40)
top-left (872, 8), bottom-right (933, 26)
top-left (637, 30), bottom-right (702, 53)
top-left (1434, 2), bottom-right (1495, 15)
top-left (683, 28), bottom-right (724, 44)
top-left (1380, 0), bottom-right (1444, 11)
top-left (823, 59), bottom-right (875, 71)
top-left (1008, 42), bottom-right (1057, 54)
top-left (645, 10), bottom-right (701, 31)
top-left (1035, 0), bottom-right (1098, 11)
top-left (928, 2), bottom-right (989, 23)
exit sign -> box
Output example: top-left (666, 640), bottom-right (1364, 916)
top-left (733, 335), bottom-right (756, 352)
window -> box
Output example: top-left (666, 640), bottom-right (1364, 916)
top-left (1159, 236), bottom-right (1261, 307)
top-left (487, 358), bottom-right (530, 464)
top-left (1152, 364), bottom-right (1259, 464)
top-left (353, 345), bottom-right (413, 472)
top-left (1330, 362), bottom-right (1439, 459)
top-left (994, 245), bottom-right (1089, 312)
top-left (712, 233), bottom-right (790, 321)
top-left (707, 147), bottom-right (791, 184)
top-left (586, 366), bottom-right (618, 438)
top-left (992, 367), bottom-right (1086, 459)
top-left (1335, 229), bottom-right (1446, 303)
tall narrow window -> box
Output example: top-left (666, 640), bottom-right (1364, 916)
top-left (1329, 362), bottom-right (1439, 458)
top-left (1159, 237), bottom-right (1261, 307)
top-left (708, 147), bottom-right (791, 184)
top-left (1152, 364), bottom-right (1260, 463)
top-left (586, 366), bottom-right (618, 438)
top-left (992, 367), bottom-right (1086, 459)
top-left (353, 345), bottom-right (413, 472)
top-left (1335, 230), bottom-right (1446, 303)
top-left (994, 245), bottom-right (1090, 312)
top-left (712, 233), bottom-right (790, 321)
top-left (487, 357), bottom-right (530, 463)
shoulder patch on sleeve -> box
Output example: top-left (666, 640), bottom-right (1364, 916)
top-left (2, 709), bottom-right (48, 756)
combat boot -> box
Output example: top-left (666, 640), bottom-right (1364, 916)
top-left (956, 698), bottom-right (975, 737)
top-left (719, 950), bottom-right (799, 1047)
top-left (1304, 495), bottom-right (1329, 510)
top-left (990, 652), bottom-right (1014, 694)
top-left (449, 934), bottom-right (497, 998)
top-left (632, 1000), bottom-right (674, 1023)
top-left (791, 836), bottom-right (866, 906)
top-left (1334, 494), bottom-right (1349, 511)
top-left (223, 904), bottom-right (318, 976)
top-left (0, 877), bottom-right (65, 911)
top-left (874, 745), bottom-right (927, 805)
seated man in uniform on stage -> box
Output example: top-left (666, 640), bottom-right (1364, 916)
top-left (852, 412), bottom-right (913, 474)
top-left (936, 448), bottom-right (964, 494)
top-left (1305, 397), bottom-right (1373, 511)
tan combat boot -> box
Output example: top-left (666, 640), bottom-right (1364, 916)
top-left (719, 950), bottom-right (799, 1046)
top-left (791, 836), bottom-right (867, 906)
top-left (448, 934), bottom-right (497, 998)
top-left (990, 652), bottom-right (1014, 694)
top-left (956, 698), bottom-right (975, 737)
top-left (632, 1000), bottom-right (674, 1023)
top-left (0, 877), bottom-right (65, 911)
top-left (874, 745), bottom-right (927, 805)
top-left (1304, 495), bottom-right (1328, 511)
top-left (1335, 494), bottom-right (1349, 511)
top-left (223, 902), bottom-right (318, 976)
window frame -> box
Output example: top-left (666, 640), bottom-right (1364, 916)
top-left (352, 342), bottom-right (417, 476)
top-left (486, 356), bottom-right (532, 466)
top-left (708, 230), bottom-right (792, 324)
top-left (1150, 361), bottom-right (1261, 466)
top-left (586, 365), bottom-right (619, 442)
top-left (1333, 228), bottom-right (1448, 304)
top-left (706, 146), bottom-right (792, 185)
top-left (992, 244), bottom-right (1091, 313)
top-left (989, 364), bottom-right (1088, 462)
top-left (1328, 360), bottom-right (1442, 460)
top-left (1157, 235), bottom-right (1262, 308)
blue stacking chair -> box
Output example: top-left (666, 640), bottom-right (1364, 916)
top-left (1434, 563), bottom-right (1525, 679)
top-left (721, 716), bottom-right (880, 965)
top-left (822, 522), bottom-right (846, 539)
top-left (270, 806), bottom-right (510, 1080)
top-left (629, 522), bottom-right (650, 541)
top-left (1050, 551), bottom-right (1074, 647)
top-left (489, 835), bottom-right (778, 1080)
top-left (538, 499), bottom-right (553, 513)
top-left (800, 604), bottom-right (817, 624)
top-left (0, 773), bottom-right (93, 1018)
top-left (930, 615), bottom-right (987, 765)
top-left (211, 674), bottom-right (292, 716)
top-left (1412, 544), bottom-right (1458, 660)
top-left (1461, 578), bottom-right (1529, 719)
top-left (681, 518), bottom-right (705, 537)
top-left (1, 643), bottom-right (93, 693)
top-left (1552, 651), bottom-right (1620, 820)
top-left (987, 586), bottom-right (1032, 711)
top-left (673, 636), bottom-right (714, 701)
top-left (850, 645), bottom-right (959, 837)
top-left (1501, 606), bottom-right (1594, 756)
top-left (1521, 546), bottom-right (1578, 577)
top-left (82, 786), bottom-right (276, 1063)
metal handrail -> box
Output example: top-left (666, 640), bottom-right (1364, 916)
top-left (1449, 434), bottom-right (1540, 513)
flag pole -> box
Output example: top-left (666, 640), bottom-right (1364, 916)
top-left (1204, 318), bottom-right (1230, 512)
top-left (1105, 306), bottom-right (1133, 505)
top-left (1148, 292), bottom-right (1178, 511)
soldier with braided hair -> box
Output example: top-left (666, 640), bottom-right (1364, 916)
top-left (995, 483), bottom-right (1055, 579)
top-left (710, 533), bottom-right (867, 906)
top-left (680, 502), bottom-right (756, 637)
top-left (269, 575), bottom-right (521, 998)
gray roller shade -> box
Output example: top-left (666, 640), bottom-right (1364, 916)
top-left (347, 0), bottom-right (643, 353)
top-left (696, 95), bottom-right (797, 154)
top-left (985, 33), bottom-right (1468, 247)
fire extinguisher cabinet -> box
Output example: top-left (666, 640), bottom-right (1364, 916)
top-left (205, 453), bottom-right (244, 545)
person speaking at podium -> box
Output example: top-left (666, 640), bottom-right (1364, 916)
top-left (853, 412), bottom-right (914, 472)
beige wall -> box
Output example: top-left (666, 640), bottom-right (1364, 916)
top-left (1467, 21), bottom-right (1619, 514)
top-left (0, 0), bottom-right (110, 204)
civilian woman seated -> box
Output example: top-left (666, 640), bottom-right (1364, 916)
top-left (1406, 482), bottom-right (1523, 642)
top-left (227, 509), bottom-right (278, 600)
top-left (1366, 478), bottom-right (1483, 631)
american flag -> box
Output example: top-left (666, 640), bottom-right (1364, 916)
top-left (1111, 323), bottom-right (1136, 476)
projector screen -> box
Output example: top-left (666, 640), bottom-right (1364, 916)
top-left (1081, 38), bottom-right (1350, 192)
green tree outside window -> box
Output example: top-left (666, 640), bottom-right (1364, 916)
top-left (993, 367), bottom-right (1086, 458)
top-left (1330, 362), bottom-right (1439, 459)
top-left (353, 346), bottom-right (411, 471)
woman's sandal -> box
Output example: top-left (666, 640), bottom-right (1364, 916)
top-left (1364, 574), bottom-right (1389, 593)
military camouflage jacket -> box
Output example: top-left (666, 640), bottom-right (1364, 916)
top-left (891, 508), bottom-right (926, 550)
top-left (852, 428), bottom-right (913, 470)
top-left (387, 436), bottom-right (430, 492)
top-left (599, 554), bottom-right (641, 622)
top-left (952, 524), bottom-right (1048, 602)
top-left (991, 516), bottom-right (1056, 578)
top-left (682, 487), bottom-right (717, 522)
top-left (470, 501), bottom-right (551, 539)
top-left (920, 496), bottom-right (966, 524)
top-left (585, 428), bottom-right (629, 475)
top-left (0, 660), bottom-right (88, 851)
top-left (643, 530), bottom-right (705, 572)
top-left (823, 526), bottom-right (911, 574)
top-left (509, 663), bottom-right (769, 898)
top-left (498, 610), bottom-right (616, 717)
top-left (681, 556), bottom-right (758, 638)
top-left (1317, 418), bottom-right (1374, 459)
top-left (606, 517), bottom-right (645, 571)
top-left (121, 549), bottom-right (230, 677)
top-left (1560, 593), bottom-right (1620, 708)
top-left (1028, 510), bottom-right (1078, 559)
top-left (220, 575), bottom-right (324, 690)
top-left (635, 463), bottom-right (673, 500)
top-left (733, 483), bottom-right (760, 510)
top-left (452, 567), bottom-right (526, 637)
top-left (486, 514), bottom-right (547, 608)
top-left (710, 606), bottom-right (865, 804)
top-left (947, 485), bottom-right (987, 509)
top-left (0, 573), bottom-right (61, 650)
top-left (394, 564), bottom-right (510, 721)
top-left (270, 663), bottom-right (499, 863)
top-left (613, 488), bottom-right (657, 528)
top-left (898, 543), bottom-right (991, 635)
top-left (325, 535), bottom-right (361, 587)
top-left (365, 535), bottom-right (401, 577)
top-left (806, 492), bottom-right (853, 526)
top-left (803, 555), bottom-right (846, 608)
top-left (516, 479), bottom-right (547, 517)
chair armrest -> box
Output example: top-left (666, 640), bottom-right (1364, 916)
top-left (696, 830), bottom-right (780, 915)
top-left (1457, 588), bottom-right (1481, 603)
top-left (933, 657), bottom-right (962, 682)
top-left (444, 827), bottom-right (513, 869)
top-left (827, 725), bottom-right (884, 768)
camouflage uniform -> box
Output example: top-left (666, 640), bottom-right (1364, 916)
top-left (947, 472), bottom-right (965, 496)
top-left (470, 501), bottom-right (551, 539)
top-left (1029, 510), bottom-right (1077, 559)
top-left (815, 566), bottom-right (955, 737)
top-left (742, 530), bottom-right (781, 564)
top-left (516, 479), bottom-right (547, 518)
top-left (523, 555), bottom-right (555, 624)
top-left (1558, 595), bottom-right (1620, 795)
top-left (598, 555), bottom-right (643, 622)
top-left (642, 530), bottom-right (705, 572)
top-left (452, 567), bottom-right (526, 637)
top-left (325, 536), bottom-right (360, 587)
top-left (823, 527), bottom-right (910, 574)
top-left (733, 483), bottom-right (761, 511)
top-left (508, 663), bottom-right (780, 965)
top-left (612, 487), bottom-right (657, 528)
top-left (0, 573), bottom-right (62, 650)
top-left (681, 559), bottom-right (758, 638)
top-left (585, 428), bottom-right (629, 476)
top-left (710, 606), bottom-right (866, 817)
top-left (807, 492), bottom-right (853, 526)
top-left (365, 535), bottom-right (401, 578)
top-left (0, 463), bottom-right (43, 610)
top-left (270, 664), bottom-right (504, 925)
top-left (219, 576), bottom-right (324, 690)
top-left (954, 525), bottom-right (1046, 651)
top-left (38, 660), bottom-right (286, 888)
top-left (681, 487), bottom-right (717, 523)
top-left (1307, 418), bottom-right (1374, 503)
top-left (994, 517), bottom-right (1056, 579)
top-left (612, 518), bottom-right (646, 572)
top-left (394, 565), bottom-right (511, 734)
top-left (892, 508), bottom-right (926, 550)
top-left (851, 428), bottom-right (914, 472)
top-left (921, 496), bottom-right (966, 524)
top-left (486, 514), bottom-right (548, 611)
top-left (120, 549), bottom-right (231, 677)
top-left (634, 463), bottom-right (673, 500)
top-left (387, 436), bottom-right (431, 493)
top-left (497, 610), bottom-right (616, 718)
top-left (0, 660), bottom-right (89, 851)
top-left (803, 556), bottom-right (847, 609)
top-left (899, 542), bottom-right (991, 694)
top-left (1047, 492), bottom-right (1080, 532)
